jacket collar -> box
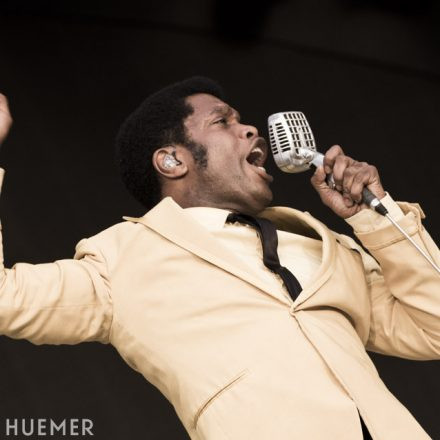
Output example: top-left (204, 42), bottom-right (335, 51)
top-left (123, 197), bottom-right (336, 307)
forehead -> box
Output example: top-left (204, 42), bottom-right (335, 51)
top-left (186, 93), bottom-right (227, 116)
top-left (185, 93), bottom-right (237, 124)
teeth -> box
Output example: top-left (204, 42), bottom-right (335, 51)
top-left (247, 146), bottom-right (265, 167)
top-left (258, 166), bottom-right (266, 172)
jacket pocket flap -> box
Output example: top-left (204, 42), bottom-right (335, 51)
top-left (193, 369), bottom-right (249, 429)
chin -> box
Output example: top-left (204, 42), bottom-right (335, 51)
top-left (260, 185), bottom-right (273, 204)
top-left (246, 190), bottom-right (273, 215)
top-left (257, 196), bottom-right (273, 213)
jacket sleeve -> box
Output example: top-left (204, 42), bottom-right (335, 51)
top-left (342, 195), bottom-right (440, 360)
top-left (0, 170), bottom-right (113, 345)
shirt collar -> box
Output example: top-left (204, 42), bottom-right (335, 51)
top-left (184, 206), bottom-right (231, 232)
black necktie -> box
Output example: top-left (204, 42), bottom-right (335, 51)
top-left (226, 213), bottom-right (303, 302)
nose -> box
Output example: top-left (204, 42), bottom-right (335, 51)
top-left (238, 123), bottom-right (258, 140)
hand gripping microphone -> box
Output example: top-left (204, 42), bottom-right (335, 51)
top-left (267, 111), bottom-right (440, 275)
top-left (267, 111), bottom-right (387, 215)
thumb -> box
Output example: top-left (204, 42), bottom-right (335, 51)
top-left (310, 165), bottom-right (328, 191)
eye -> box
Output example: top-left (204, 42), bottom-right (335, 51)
top-left (214, 118), bottom-right (228, 125)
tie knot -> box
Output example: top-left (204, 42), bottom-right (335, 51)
top-left (226, 212), bottom-right (258, 228)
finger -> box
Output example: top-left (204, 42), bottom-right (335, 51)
top-left (310, 165), bottom-right (328, 190)
top-left (343, 193), bottom-right (355, 208)
top-left (341, 162), bottom-right (364, 196)
top-left (350, 170), bottom-right (371, 203)
top-left (323, 145), bottom-right (344, 174)
top-left (332, 155), bottom-right (353, 191)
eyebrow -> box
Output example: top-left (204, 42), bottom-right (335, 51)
top-left (209, 105), bottom-right (241, 122)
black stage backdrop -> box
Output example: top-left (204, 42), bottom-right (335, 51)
top-left (0, 1), bottom-right (439, 438)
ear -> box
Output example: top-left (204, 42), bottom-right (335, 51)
top-left (152, 146), bottom-right (188, 179)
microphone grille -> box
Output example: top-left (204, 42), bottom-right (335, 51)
top-left (268, 111), bottom-right (317, 173)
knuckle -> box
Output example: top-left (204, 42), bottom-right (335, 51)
top-left (333, 174), bottom-right (343, 184)
top-left (351, 184), bottom-right (361, 194)
top-left (344, 167), bottom-right (355, 177)
top-left (333, 158), bottom-right (342, 169)
top-left (328, 145), bottom-right (343, 159)
top-left (334, 156), bottom-right (347, 169)
top-left (354, 172), bottom-right (366, 183)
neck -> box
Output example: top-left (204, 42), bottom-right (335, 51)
top-left (160, 182), bottom-right (266, 215)
top-left (161, 193), bottom-right (260, 215)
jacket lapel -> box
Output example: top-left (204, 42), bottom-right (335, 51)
top-left (124, 197), bottom-right (336, 307)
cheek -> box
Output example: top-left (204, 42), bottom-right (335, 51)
top-left (206, 150), bottom-right (242, 174)
top-left (211, 162), bottom-right (244, 181)
top-left (204, 132), bottom-right (239, 157)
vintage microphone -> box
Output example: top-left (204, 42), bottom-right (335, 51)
top-left (267, 111), bottom-right (387, 215)
top-left (267, 111), bottom-right (440, 275)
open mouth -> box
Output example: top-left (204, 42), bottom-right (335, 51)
top-left (246, 138), bottom-right (268, 170)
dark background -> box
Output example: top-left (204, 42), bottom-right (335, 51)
top-left (0, 1), bottom-right (439, 438)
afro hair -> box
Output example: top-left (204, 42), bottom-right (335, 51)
top-left (115, 76), bottom-right (224, 210)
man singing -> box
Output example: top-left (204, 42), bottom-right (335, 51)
top-left (0, 77), bottom-right (439, 439)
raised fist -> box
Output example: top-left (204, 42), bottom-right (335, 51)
top-left (0, 94), bottom-right (13, 147)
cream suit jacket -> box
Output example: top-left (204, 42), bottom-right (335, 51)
top-left (1, 171), bottom-right (440, 439)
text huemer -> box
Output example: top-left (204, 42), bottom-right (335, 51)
top-left (5, 418), bottom-right (94, 436)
